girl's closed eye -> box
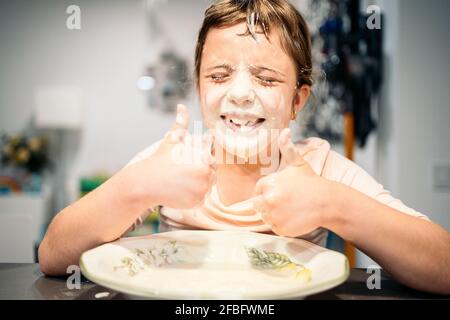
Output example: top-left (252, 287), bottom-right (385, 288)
top-left (205, 71), bottom-right (281, 87)
top-left (207, 73), bottom-right (231, 83)
top-left (255, 75), bottom-right (279, 87)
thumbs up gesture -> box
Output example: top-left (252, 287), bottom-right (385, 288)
top-left (133, 104), bottom-right (216, 209)
top-left (254, 128), bottom-right (334, 237)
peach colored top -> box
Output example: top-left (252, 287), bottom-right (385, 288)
top-left (125, 137), bottom-right (429, 247)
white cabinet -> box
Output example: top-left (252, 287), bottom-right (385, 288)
top-left (0, 191), bottom-right (50, 263)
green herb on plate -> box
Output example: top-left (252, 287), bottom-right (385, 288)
top-left (246, 247), bottom-right (312, 281)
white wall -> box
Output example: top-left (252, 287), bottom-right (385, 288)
top-left (0, 0), bottom-right (210, 206)
top-left (378, 0), bottom-right (450, 229)
top-left (335, 0), bottom-right (450, 267)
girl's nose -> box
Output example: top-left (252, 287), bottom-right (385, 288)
top-left (226, 72), bottom-right (255, 106)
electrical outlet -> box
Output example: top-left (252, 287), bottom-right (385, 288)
top-left (431, 162), bottom-right (450, 193)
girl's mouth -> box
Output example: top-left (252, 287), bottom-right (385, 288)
top-left (220, 114), bottom-right (266, 133)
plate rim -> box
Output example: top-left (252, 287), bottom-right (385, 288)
top-left (80, 230), bottom-right (350, 299)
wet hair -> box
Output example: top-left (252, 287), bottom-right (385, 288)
top-left (194, 0), bottom-right (313, 89)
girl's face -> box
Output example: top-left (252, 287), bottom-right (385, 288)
top-left (199, 22), bottom-right (309, 160)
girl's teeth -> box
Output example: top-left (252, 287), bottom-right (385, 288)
top-left (230, 118), bottom-right (247, 126)
top-left (230, 118), bottom-right (257, 126)
top-left (223, 116), bottom-right (263, 132)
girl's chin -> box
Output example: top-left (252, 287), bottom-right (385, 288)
top-left (213, 128), bottom-right (274, 161)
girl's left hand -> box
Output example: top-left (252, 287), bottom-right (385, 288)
top-left (254, 128), bottom-right (335, 237)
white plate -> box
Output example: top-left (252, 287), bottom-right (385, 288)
top-left (80, 230), bottom-right (349, 299)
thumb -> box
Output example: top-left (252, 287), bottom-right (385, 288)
top-left (165, 104), bottom-right (190, 144)
top-left (202, 131), bottom-right (216, 169)
top-left (279, 128), bottom-right (305, 167)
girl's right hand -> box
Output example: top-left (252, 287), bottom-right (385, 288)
top-left (128, 104), bottom-right (216, 209)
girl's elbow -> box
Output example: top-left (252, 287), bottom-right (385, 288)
top-left (38, 241), bottom-right (54, 276)
top-left (38, 235), bottom-right (67, 277)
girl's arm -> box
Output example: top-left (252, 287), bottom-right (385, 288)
top-left (38, 164), bottom-right (157, 276)
top-left (255, 129), bottom-right (450, 294)
top-left (38, 105), bottom-right (214, 276)
top-left (327, 183), bottom-right (450, 294)
top-left (322, 149), bottom-right (450, 294)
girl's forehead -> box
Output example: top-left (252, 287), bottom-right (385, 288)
top-left (201, 22), bottom-right (294, 72)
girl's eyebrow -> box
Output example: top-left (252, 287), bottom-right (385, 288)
top-left (204, 63), bottom-right (285, 78)
top-left (205, 63), bottom-right (235, 72)
top-left (249, 65), bottom-right (286, 78)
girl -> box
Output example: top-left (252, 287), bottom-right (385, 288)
top-left (39, 0), bottom-right (450, 294)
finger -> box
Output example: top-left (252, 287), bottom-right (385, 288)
top-left (279, 128), bottom-right (305, 167)
top-left (254, 173), bottom-right (276, 197)
top-left (208, 168), bottom-right (217, 187)
top-left (254, 195), bottom-right (285, 236)
top-left (172, 104), bottom-right (190, 131)
top-left (202, 132), bottom-right (217, 185)
top-left (253, 195), bottom-right (265, 213)
top-left (165, 104), bottom-right (190, 144)
top-left (253, 195), bottom-right (271, 222)
top-left (254, 178), bottom-right (267, 197)
top-left (201, 131), bottom-right (216, 169)
top-left (271, 224), bottom-right (286, 237)
top-left (261, 209), bottom-right (285, 236)
top-left (165, 127), bottom-right (186, 144)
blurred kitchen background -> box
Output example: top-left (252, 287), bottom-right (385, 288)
top-left (0, 0), bottom-right (449, 268)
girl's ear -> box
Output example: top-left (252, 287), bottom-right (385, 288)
top-left (293, 84), bottom-right (311, 114)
